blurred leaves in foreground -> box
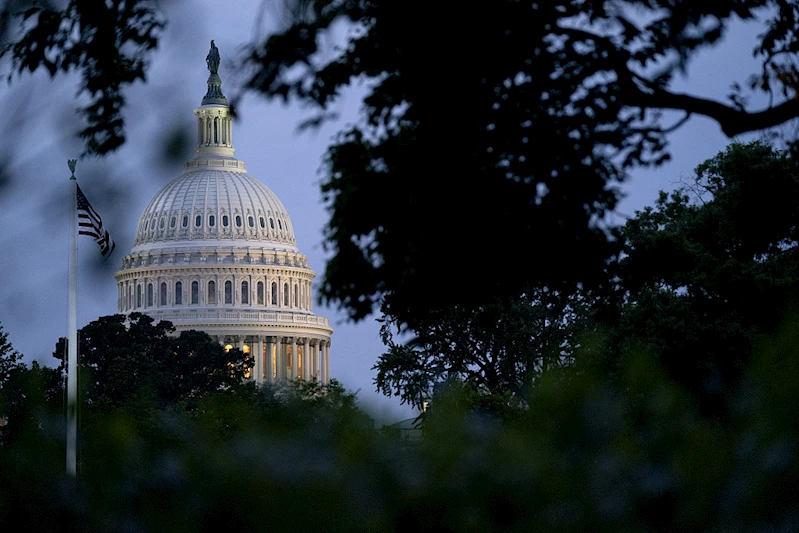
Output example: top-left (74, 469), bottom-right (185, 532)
top-left (3, 315), bottom-right (799, 532)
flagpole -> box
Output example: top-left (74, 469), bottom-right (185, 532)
top-left (67, 159), bottom-right (78, 477)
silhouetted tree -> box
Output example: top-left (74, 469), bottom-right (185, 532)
top-left (52, 313), bottom-right (251, 419)
top-left (596, 141), bottom-right (799, 416)
top-left (242, 0), bottom-right (799, 323)
top-left (374, 288), bottom-right (590, 413)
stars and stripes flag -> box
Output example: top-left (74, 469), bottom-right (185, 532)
top-left (76, 184), bottom-right (115, 259)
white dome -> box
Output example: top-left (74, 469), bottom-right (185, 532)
top-left (132, 164), bottom-right (297, 254)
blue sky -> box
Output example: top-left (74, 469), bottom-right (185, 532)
top-left (0, 2), bottom-right (776, 422)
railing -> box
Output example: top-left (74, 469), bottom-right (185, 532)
top-left (154, 309), bottom-right (330, 327)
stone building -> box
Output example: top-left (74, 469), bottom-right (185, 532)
top-left (114, 42), bottom-right (333, 384)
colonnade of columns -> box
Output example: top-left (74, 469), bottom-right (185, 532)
top-left (221, 335), bottom-right (330, 385)
top-left (197, 113), bottom-right (232, 147)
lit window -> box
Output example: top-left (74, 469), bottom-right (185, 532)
top-left (160, 282), bottom-right (167, 305)
top-left (209, 215), bottom-right (215, 227)
top-left (225, 280), bottom-right (232, 304)
top-left (182, 215), bottom-right (189, 228)
top-left (147, 283), bottom-right (154, 307)
top-left (241, 281), bottom-right (249, 304)
top-left (208, 280), bottom-right (216, 304)
top-left (257, 281), bottom-right (264, 305)
top-left (224, 344), bottom-right (233, 353)
top-left (195, 215), bottom-right (202, 227)
top-left (175, 281), bottom-right (183, 305)
top-left (271, 282), bottom-right (277, 305)
top-left (191, 281), bottom-right (199, 304)
top-left (222, 215), bottom-right (229, 227)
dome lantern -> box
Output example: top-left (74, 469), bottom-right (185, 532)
top-left (195, 40), bottom-right (234, 159)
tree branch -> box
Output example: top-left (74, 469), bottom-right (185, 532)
top-left (627, 87), bottom-right (799, 137)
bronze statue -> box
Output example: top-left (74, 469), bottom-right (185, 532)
top-left (206, 40), bottom-right (220, 74)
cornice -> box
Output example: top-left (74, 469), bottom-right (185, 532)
top-left (133, 309), bottom-right (334, 335)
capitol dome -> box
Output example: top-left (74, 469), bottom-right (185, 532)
top-left (115, 41), bottom-right (332, 384)
top-left (132, 166), bottom-right (298, 253)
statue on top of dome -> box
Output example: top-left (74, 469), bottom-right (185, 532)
top-left (206, 40), bottom-right (220, 74)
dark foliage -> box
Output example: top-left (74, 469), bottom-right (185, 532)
top-left (0, 0), bottom-right (164, 155)
top-left (375, 288), bottom-right (590, 412)
top-left (596, 141), bottom-right (799, 416)
top-left (3, 317), bottom-right (799, 531)
top-left (243, 0), bottom-right (799, 323)
top-left (51, 313), bottom-right (251, 418)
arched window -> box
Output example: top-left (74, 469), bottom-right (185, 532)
top-left (209, 215), bottom-right (215, 227)
top-left (160, 282), bottom-right (167, 306)
top-left (195, 214), bottom-right (202, 227)
top-left (259, 217), bottom-right (265, 228)
top-left (147, 283), bottom-right (154, 307)
top-left (191, 281), bottom-right (199, 304)
top-left (257, 281), bottom-right (264, 305)
top-left (294, 285), bottom-right (298, 307)
top-left (224, 280), bottom-right (232, 304)
top-left (182, 215), bottom-right (189, 228)
top-left (175, 281), bottom-right (183, 305)
top-left (170, 216), bottom-right (176, 228)
top-left (235, 215), bottom-right (242, 227)
top-left (271, 282), bottom-right (277, 305)
top-left (248, 216), bottom-right (254, 227)
top-left (222, 215), bottom-right (229, 227)
top-left (208, 280), bottom-right (216, 304)
top-left (241, 281), bottom-right (249, 304)
top-left (136, 284), bottom-right (142, 307)
top-left (128, 286), bottom-right (132, 310)
top-left (284, 283), bottom-right (289, 306)
top-left (278, 220), bottom-right (283, 230)
top-left (269, 218), bottom-right (274, 229)
top-left (159, 217), bottom-right (165, 229)
top-left (144, 220), bottom-right (149, 231)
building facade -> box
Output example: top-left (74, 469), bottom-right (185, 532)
top-left (114, 42), bottom-right (332, 384)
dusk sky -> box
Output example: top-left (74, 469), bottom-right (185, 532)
top-left (0, 2), bottom-right (772, 422)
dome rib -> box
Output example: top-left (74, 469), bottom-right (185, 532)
top-left (131, 167), bottom-right (298, 254)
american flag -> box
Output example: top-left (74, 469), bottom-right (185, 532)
top-left (77, 184), bottom-right (115, 260)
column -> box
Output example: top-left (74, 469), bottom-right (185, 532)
top-left (322, 341), bottom-right (330, 385)
top-left (277, 337), bottom-right (286, 381)
top-left (311, 340), bottom-right (322, 383)
top-left (290, 337), bottom-right (298, 380)
top-left (256, 336), bottom-right (264, 384)
top-left (265, 336), bottom-right (274, 383)
top-left (238, 335), bottom-right (247, 380)
top-left (303, 338), bottom-right (310, 380)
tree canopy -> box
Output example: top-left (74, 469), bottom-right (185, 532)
top-left (594, 141), bottom-right (799, 416)
top-left (242, 0), bottom-right (799, 323)
top-left (52, 313), bottom-right (252, 418)
top-left (4, 1), bottom-right (799, 323)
